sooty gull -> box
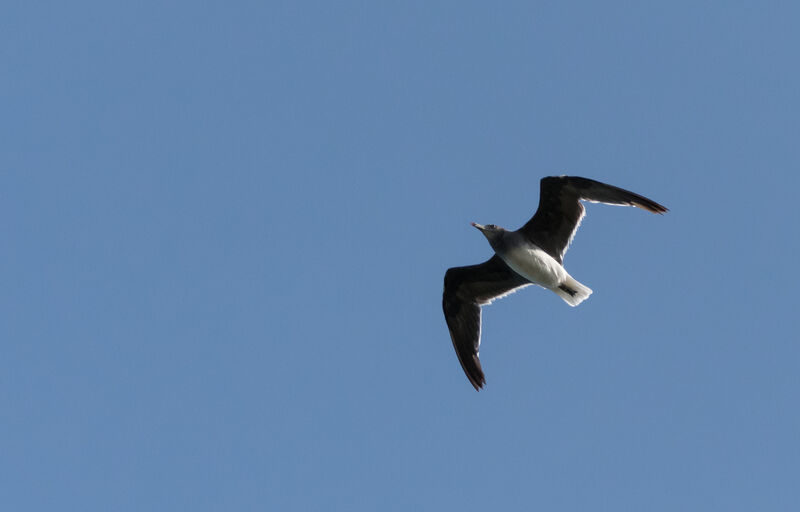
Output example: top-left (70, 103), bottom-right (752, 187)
top-left (442, 176), bottom-right (668, 390)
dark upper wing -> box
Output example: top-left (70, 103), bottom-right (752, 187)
top-left (520, 176), bottom-right (668, 263)
top-left (442, 255), bottom-right (530, 391)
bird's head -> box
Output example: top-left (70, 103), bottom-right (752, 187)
top-left (471, 222), bottom-right (506, 248)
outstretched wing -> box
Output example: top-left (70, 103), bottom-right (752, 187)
top-left (442, 255), bottom-right (530, 390)
top-left (520, 176), bottom-right (668, 263)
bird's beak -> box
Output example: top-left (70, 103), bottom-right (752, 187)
top-left (471, 222), bottom-right (485, 231)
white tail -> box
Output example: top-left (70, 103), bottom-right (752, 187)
top-left (553, 275), bottom-right (593, 307)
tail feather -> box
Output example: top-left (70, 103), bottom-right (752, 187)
top-left (554, 275), bottom-right (592, 307)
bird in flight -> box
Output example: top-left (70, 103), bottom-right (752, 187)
top-left (442, 176), bottom-right (667, 390)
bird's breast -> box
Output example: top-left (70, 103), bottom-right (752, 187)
top-left (498, 240), bottom-right (566, 288)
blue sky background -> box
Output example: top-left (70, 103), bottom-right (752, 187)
top-left (2, 1), bottom-right (799, 510)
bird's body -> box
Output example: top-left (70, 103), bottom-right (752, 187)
top-left (472, 226), bottom-right (594, 307)
top-left (443, 176), bottom-right (667, 390)
top-left (495, 232), bottom-right (583, 300)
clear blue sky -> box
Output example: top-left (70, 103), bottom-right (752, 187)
top-left (3, 1), bottom-right (799, 510)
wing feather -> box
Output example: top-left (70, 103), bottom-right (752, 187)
top-left (442, 255), bottom-right (530, 390)
top-left (520, 176), bottom-right (668, 262)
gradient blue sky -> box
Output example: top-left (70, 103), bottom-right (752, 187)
top-left (3, 1), bottom-right (800, 510)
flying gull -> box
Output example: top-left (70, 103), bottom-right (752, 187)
top-left (442, 176), bottom-right (667, 390)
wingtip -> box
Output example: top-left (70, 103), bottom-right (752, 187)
top-left (636, 200), bottom-right (669, 215)
top-left (469, 375), bottom-right (485, 392)
top-left (467, 355), bottom-right (486, 391)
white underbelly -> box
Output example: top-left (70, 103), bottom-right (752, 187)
top-left (499, 243), bottom-right (567, 289)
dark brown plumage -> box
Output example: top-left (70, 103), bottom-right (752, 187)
top-left (523, 176), bottom-right (669, 264)
top-left (443, 255), bottom-right (530, 390)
